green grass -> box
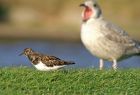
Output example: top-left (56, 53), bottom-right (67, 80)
top-left (0, 67), bottom-right (140, 95)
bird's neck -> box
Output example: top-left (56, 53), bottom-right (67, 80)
top-left (27, 54), bottom-right (34, 61)
top-left (82, 15), bottom-right (103, 24)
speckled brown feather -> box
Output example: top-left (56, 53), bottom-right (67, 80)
top-left (41, 56), bottom-right (75, 67)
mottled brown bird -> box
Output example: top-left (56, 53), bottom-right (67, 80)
top-left (20, 48), bottom-right (75, 71)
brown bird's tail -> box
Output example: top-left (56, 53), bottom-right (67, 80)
top-left (136, 52), bottom-right (140, 56)
top-left (64, 61), bottom-right (75, 65)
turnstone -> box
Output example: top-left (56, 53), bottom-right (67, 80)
top-left (20, 48), bottom-right (75, 71)
top-left (80, 0), bottom-right (140, 70)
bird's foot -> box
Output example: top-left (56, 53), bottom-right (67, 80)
top-left (99, 59), bottom-right (104, 70)
top-left (112, 59), bottom-right (117, 71)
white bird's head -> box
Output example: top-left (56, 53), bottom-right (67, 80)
top-left (80, 0), bottom-right (102, 22)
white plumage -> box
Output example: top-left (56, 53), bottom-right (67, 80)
top-left (34, 61), bottom-right (65, 71)
top-left (80, 0), bottom-right (140, 70)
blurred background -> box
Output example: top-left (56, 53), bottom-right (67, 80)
top-left (0, 0), bottom-right (140, 68)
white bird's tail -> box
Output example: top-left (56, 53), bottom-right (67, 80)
top-left (137, 42), bottom-right (140, 56)
top-left (136, 51), bottom-right (140, 56)
top-left (138, 48), bottom-right (140, 56)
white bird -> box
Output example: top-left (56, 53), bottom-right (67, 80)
top-left (80, 0), bottom-right (140, 70)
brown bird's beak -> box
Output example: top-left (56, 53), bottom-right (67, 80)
top-left (79, 4), bottom-right (86, 7)
top-left (19, 52), bottom-right (24, 56)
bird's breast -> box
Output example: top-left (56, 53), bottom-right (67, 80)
top-left (81, 22), bottom-right (124, 60)
top-left (81, 22), bottom-right (103, 48)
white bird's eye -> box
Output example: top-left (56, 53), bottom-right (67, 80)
top-left (93, 4), bottom-right (97, 7)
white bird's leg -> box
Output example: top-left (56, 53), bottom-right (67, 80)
top-left (112, 59), bottom-right (117, 70)
top-left (99, 59), bottom-right (104, 70)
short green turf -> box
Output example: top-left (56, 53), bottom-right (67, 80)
top-left (0, 67), bottom-right (139, 95)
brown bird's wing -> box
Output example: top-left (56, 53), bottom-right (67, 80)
top-left (41, 56), bottom-right (75, 67)
top-left (46, 56), bottom-right (61, 60)
top-left (101, 20), bottom-right (140, 55)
